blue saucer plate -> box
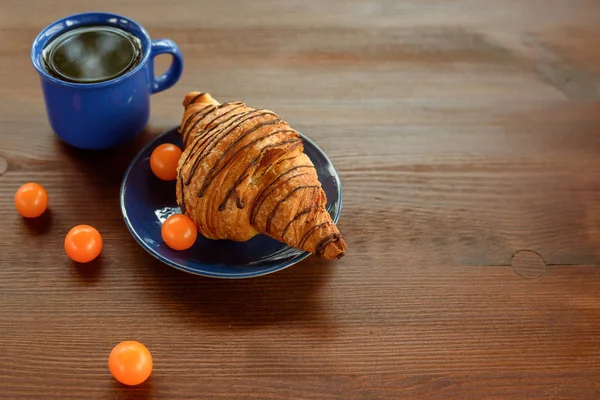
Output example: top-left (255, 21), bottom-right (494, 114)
top-left (120, 127), bottom-right (343, 279)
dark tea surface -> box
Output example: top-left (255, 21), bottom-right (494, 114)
top-left (42, 25), bottom-right (141, 83)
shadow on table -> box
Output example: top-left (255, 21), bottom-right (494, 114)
top-left (21, 208), bottom-right (53, 234)
top-left (145, 255), bottom-right (337, 332)
top-left (111, 379), bottom-right (153, 400)
top-left (55, 126), bottom-right (158, 192)
top-left (70, 255), bottom-right (105, 284)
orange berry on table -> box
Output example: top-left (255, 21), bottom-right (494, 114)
top-left (109, 341), bottom-right (153, 386)
top-left (161, 214), bottom-right (197, 251)
top-left (150, 143), bottom-right (182, 181)
top-left (14, 182), bottom-right (48, 218)
top-left (64, 225), bottom-right (103, 263)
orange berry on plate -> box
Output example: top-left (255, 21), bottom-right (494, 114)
top-left (64, 225), bottom-right (103, 263)
top-left (109, 341), bottom-right (153, 386)
top-left (150, 143), bottom-right (182, 181)
top-left (161, 214), bottom-right (197, 251)
top-left (14, 182), bottom-right (48, 218)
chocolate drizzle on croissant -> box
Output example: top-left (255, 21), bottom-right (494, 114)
top-left (176, 92), bottom-right (347, 259)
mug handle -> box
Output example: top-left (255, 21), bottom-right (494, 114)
top-left (150, 39), bottom-right (184, 94)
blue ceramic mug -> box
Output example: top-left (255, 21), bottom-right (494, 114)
top-left (31, 12), bottom-right (184, 150)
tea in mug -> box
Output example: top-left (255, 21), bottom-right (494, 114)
top-left (42, 26), bottom-right (142, 83)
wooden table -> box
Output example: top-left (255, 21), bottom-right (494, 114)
top-left (1, 1), bottom-right (600, 398)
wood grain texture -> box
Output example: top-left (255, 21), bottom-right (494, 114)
top-left (1, 0), bottom-right (600, 398)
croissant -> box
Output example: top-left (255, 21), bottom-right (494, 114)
top-left (175, 91), bottom-right (347, 259)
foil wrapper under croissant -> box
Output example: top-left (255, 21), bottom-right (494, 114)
top-left (176, 92), bottom-right (347, 259)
